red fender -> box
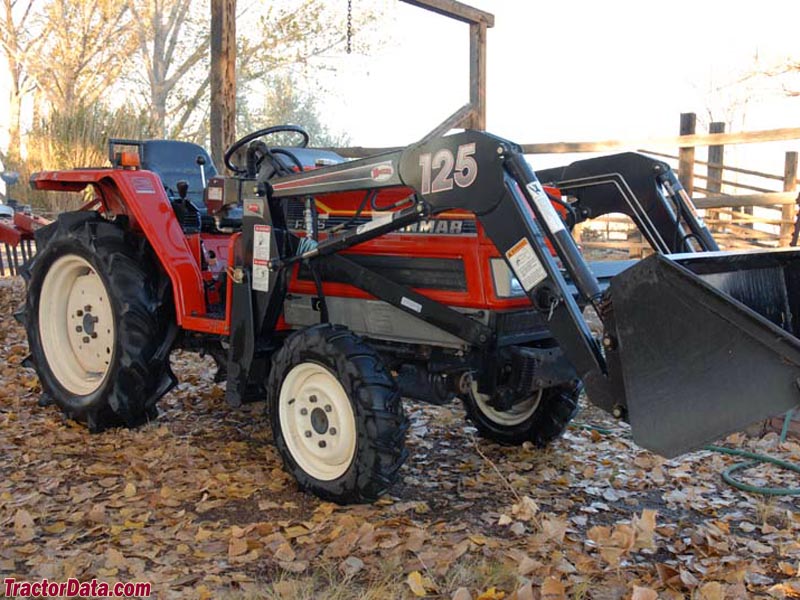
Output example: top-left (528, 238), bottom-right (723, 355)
top-left (30, 169), bottom-right (226, 334)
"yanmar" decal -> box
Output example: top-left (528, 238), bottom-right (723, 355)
top-left (370, 163), bottom-right (394, 182)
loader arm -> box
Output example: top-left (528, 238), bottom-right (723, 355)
top-left (536, 153), bottom-right (718, 254)
top-left (266, 130), bottom-right (800, 456)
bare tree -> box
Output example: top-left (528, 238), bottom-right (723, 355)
top-left (241, 73), bottom-right (349, 147)
top-left (0, 0), bottom-right (44, 166)
top-left (125, 0), bottom-right (374, 141)
top-left (126, 0), bottom-right (209, 137)
top-left (30, 0), bottom-right (135, 113)
top-left (764, 60), bottom-right (800, 97)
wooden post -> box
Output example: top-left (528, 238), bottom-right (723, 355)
top-left (706, 121), bottom-right (725, 232)
top-left (469, 21), bottom-right (487, 130)
top-left (678, 112), bottom-right (696, 196)
top-left (781, 151), bottom-right (798, 246)
top-left (210, 0), bottom-right (237, 173)
top-left (706, 122), bottom-right (725, 193)
top-left (399, 1), bottom-right (493, 133)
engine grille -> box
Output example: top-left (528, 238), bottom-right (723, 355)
top-left (298, 255), bottom-right (467, 291)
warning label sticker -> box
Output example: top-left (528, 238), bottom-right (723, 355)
top-left (252, 225), bottom-right (271, 293)
top-left (526, 181), bottom-right (566, 233)
top-left (505, 237), bottom-right (547, 292)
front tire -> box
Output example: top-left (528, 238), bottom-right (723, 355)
top-left (21, 212), bottom-right (176, 431)
top-left (464, 381), bottom-right (581, 446)
top-left (268, 324), bottom-right (408, 504)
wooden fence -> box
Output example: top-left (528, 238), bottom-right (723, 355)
top-left (529, 114), bottom-right (800, 257)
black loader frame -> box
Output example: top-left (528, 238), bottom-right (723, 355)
top-left (227, 130), bottom-right (800, 458)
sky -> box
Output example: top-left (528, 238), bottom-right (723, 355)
top-left (309, 0), bottom-right (800, 169)
top-left (1, 0), bottom-right (799, 176)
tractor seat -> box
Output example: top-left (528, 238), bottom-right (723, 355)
top-left (140, 140), bottom-right (218, 209)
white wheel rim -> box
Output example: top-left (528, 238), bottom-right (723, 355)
top-left (471, 381), bottom-right (543, 426)
top-left (38, 254), bottom-right (115, 396)
top-left (278, 362), bottom-right (357, 481)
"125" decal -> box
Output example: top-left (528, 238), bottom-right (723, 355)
top-left (418, 143), bottom-right (478, 194)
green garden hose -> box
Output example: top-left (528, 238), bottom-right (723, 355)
top-left (572, 409), bottom-right (800, 496)
top-left (704, 409), bottom-right (799, 496)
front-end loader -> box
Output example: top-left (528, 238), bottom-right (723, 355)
top-left (18, 125), bottom-right (800, 503)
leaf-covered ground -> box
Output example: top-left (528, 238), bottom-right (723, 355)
top-left (0, 278), bottom-right (798, 599)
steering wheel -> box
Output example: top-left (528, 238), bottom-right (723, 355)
top-left (224, 124), bottom-right (310, 175)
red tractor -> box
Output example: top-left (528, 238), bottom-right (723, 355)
top-left (19, 125), bottom-right (800, 503)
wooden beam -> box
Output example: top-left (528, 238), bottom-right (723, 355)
top-left (522, 127), bottom-right (800, 154)
top-left (420, 103), bottom-right (475, 142)
top-left (642, 149), bottom-right (788, 182)
top-left (210, 0), bottom-right (237, 173)
top-left (399, 0), bottom-right (494, 26)
top-left (693, 191), bottom-right (799, 209)
top-left (469, 22), bottom-right (487, 129)
top-left (329, 124), bottom-right (800, 160)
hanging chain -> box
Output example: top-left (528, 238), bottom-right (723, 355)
top-left (346, 0), bottom-right (353, 54)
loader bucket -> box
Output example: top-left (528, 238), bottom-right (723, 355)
top-left (609, 248), bottom-right (800, 457)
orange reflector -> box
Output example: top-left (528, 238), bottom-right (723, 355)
top-left (117, 151), bottom-right (141, 168)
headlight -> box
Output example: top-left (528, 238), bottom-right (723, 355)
top-left (490, 258), bottom-right (525, 298)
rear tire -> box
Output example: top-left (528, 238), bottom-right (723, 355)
top-left (21, 212), bottom-right (176, 431)
top-left (464, 381), bottom-right (581, 446)
top-left (268, 324), bottom-right (408, 504)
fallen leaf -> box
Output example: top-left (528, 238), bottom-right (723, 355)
top-left (14, 509), bottom-right (35, 542)
top-left (541, 577), bottom-right (566, 600)
top-left (698, 582), bottom-right (725, 600)
top-left (87, 504), bottom-right (107, 524)
top-left (541, 515), bottom-right (568, 544)
top-left (510, 582), bottom-right (534, 600)
top-left (469, 534), bottom-right (488, 546)
top-left (631, 587), bottom-right (658, 600)
top-left (779, 562), bottom-right (799, 577)
top-left (43, 521), bottom-right (66, 534)
top-left (680, 569), bottom-right (700, 590)
top-left (518, 556), bottom-right (542, 576)
top-left (477, 587), bottom-right (505, 600)
top-left (228, 536), bottom-right (248, 557)
top-left (105, 548), bottom-right (127, 570)
top-left (272, 580), bottom-right (300, 598)
top-left (510, 522), bottom-right (526, 536)
top-left (324, 531), bottom-right (359, 559)
top-left (452, 587), bottom-right (472, 600)
top-left (283, 524), bottom-right (310, 539)
top-left (511, 496), bottom-right (539, 522)
top-left (279, 559), bottom-right (308, 574)
top-left (273, 542), bottom-right (295, 563)
top-left (407, 571), bottom-right (436, 597)
top-left (633, 509), bottom-right (658, 549)
top-left (340, 556), bottom-right (364, 577)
